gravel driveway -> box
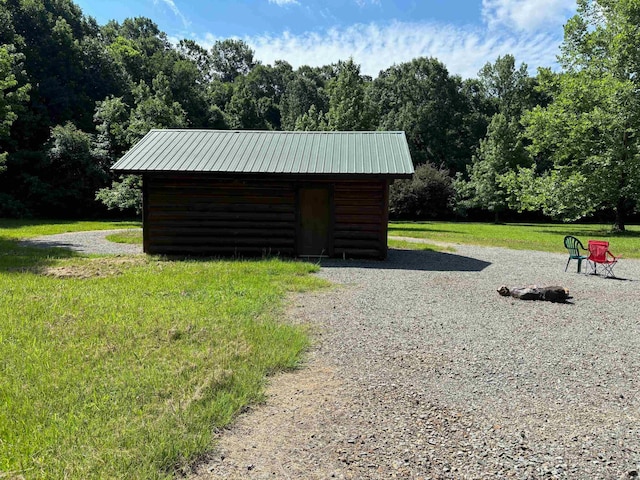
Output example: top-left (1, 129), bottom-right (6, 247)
top-left (194, 244), bottom-right (640, 479)
top-left (21, 229), bottom-right (143, 255)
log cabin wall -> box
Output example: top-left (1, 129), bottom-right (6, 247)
top-left (145, 175), bottom-right (296, 256)
top-left (333, 180), bottom-right (388, 259)
top-left (144, 174), bottom-right (389, 259)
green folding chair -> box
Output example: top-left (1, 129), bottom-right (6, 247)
top-left (563, 235), bottom-right (588, 273)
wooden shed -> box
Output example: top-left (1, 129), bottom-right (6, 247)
top-left (111, 130), bottom-right (414, 259)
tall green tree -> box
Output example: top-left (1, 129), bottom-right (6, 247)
top-left (177, 39), bottom-right (212, 82)
top-left (41, 122), bottom-right (108, 216)
top-left (0, 0), bottom-right (130, 216)
top-left (230, 62), bottom-right (293, 130)
top-left (126, 72), bottom-right (187, 143)
top-left (0, 44), bottom-right (29, 171)
top-left (93, 95), bottom-right (130, 163)
top-left (95, 73), bottom-right (187, 215)
top-left (280, 71), bottom-right (328, 130)
top-left (371, 57), bottom-right (472, 171)
top-left (519, 0), bottom-right (640, 230)
top-left (225, 80), bottom-right (267, 130)
top-left (457, 55), bottom-right (535, 221)
top-left (478, 54), bottom-right (536, 117)
top-left (210, 39), bottom-right (256, 82)
top-left (294, 104), bottom-right (328, 131)
top-left (457, 113), bottom-right (530, 220)
top-left (2, 0), bottom-right (124, 141)
top-left (102, 17), bottom-right (174, 87)
top-left (325, 59), bottom-right (372, 131)
top-left (169, 56), bottom-right (209, 128)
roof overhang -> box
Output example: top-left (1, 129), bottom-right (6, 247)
top-left (112, 129), bottom-right (415, 178)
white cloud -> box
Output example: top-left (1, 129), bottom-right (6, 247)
top-left (268, 0), bottom-right (300, 5)
top-left (482, 0), bottom-right (576, 32)
top-left (198, 21), bottom-right (565, 79)
top-left (153, 0), bottom-right (190, 27)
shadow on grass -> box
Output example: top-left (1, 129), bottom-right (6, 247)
top-left (0, 238), bottom-right (78, 273)
top-left (319, 248), bottom-right (491, 272)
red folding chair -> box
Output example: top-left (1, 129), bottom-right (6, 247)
top-left (587, 240), bottom-right (621, 278)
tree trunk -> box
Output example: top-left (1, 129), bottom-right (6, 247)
top-left (614, 196), bottom-right (626, 232)
top-left (614, 130), bottom-right (630, 233)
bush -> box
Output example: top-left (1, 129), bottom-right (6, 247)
top-left (0, 193), bottom-right (30, 218)
top-left (95, 175), bottom-right (142, 215)
top-left (389, 163), bottom-right (454, 220)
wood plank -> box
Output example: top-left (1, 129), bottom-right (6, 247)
top-left (334, 197), bottom-right (383, 206)
top-left (148, 194), bottom-right (295, 205)
top-left (335, 206), bottom-right (383, 216)
top-left (153, 184), bottom-right (294, 194)
top-left (150, 237), bottom-right (295, 246)
top-left (148, 211), bottom-right (296, 222)
top-left (149, 220), bottom-right (295, 229)
top-left (149, 204), bottom-right (294, 214)
top-left (332, 214), bottom-right (381, 224)
top-left (333, 231), bottom-right (381, 240)
top-left (148, 228), bottom-right (295, 237)
top-left (147, 246), bottom-right (295, 255)
top-left (334, 223), bottom-right (381, 232)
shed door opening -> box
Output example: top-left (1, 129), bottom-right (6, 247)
top-left (298, 187), bottom-right (331, 256)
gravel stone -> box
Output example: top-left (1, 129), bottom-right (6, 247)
top-left (192, 245), bottom-right (640, 479)
top-left (20, 229), bottom-right (143, 255)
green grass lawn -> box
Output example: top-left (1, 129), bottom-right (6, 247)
top-left (0, 220), bottom-right (327, 479)
top-left (106, 229), bottom-right (143, 244)
top-left (389, 221), bottom-right (640, 258)
top-left (0, 219), bottom-right (141, 239)
top-left (7, 219), bottom-right (635, 477)
top-left (387, 238), bottom-right (455, 252)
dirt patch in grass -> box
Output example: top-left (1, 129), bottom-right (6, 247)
top-left (190, 294), bottom-right (354, 479)
top-left (40, 256), bottom-right (147, 279)
top-left (190, 351), bottom-right (348, 479)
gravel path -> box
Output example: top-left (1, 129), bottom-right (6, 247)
top-left (193, 245), bottom-right (640, 479)
top-left (20, 229), bottom-right (143, 255)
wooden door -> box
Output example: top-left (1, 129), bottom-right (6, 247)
top-left (298, 187), bottom-right (331, 256)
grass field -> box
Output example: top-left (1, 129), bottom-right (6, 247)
top-left (387, 238), bottom-right (455, 252)
top-left (0, 220), bottom-right (327, 479)
top-left (389, 222), bottom-right (640, 258)
top-left (106, 229), bottom-right (143, 244)
top-left (5, 219), bottom-right (638, 478)
top-left (0, 219), bottom-right (141, 239)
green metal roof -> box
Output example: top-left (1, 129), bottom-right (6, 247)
top-left (111, 130), bottom-right (414, 177)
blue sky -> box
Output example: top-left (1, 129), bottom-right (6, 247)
top-left (73, 0), bottom-right (577, 78)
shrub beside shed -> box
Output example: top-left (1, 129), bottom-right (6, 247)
top-left (111, 130), bottom-right (414, 259)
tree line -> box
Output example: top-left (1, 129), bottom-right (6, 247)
top-left (1, 0), bottom-right (638, 230)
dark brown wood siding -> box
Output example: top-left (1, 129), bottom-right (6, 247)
top-left (333, 180), bottom-right (387, 259)
top-left (144, 175), bottom-right (388, 259)
top-left (146, 176), bottom-right (296, 255)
